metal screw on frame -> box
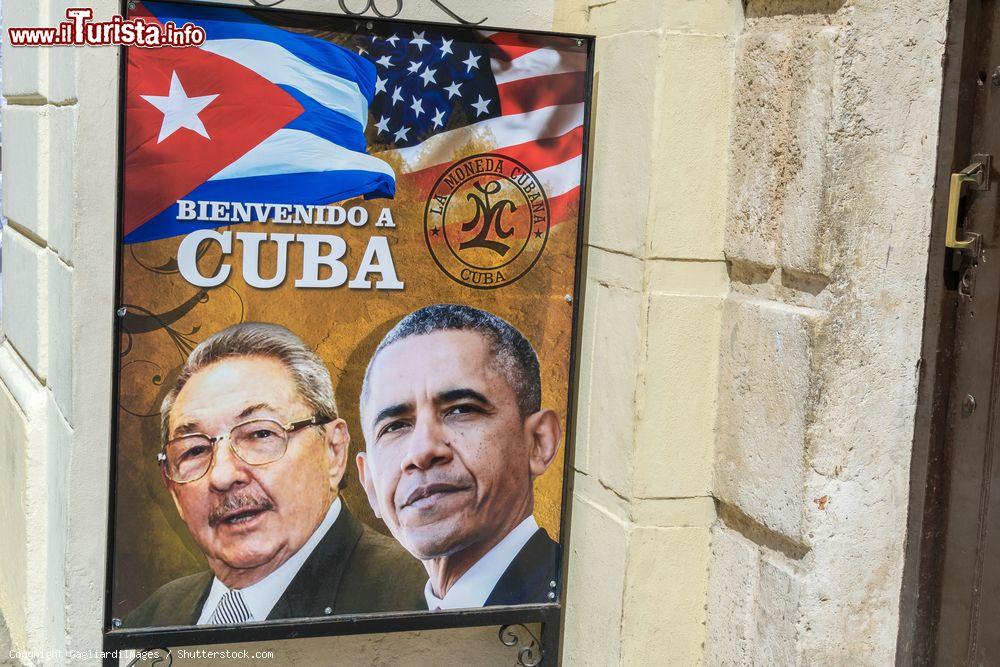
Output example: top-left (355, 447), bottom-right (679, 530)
top-left (128, 1), bottom-right (136, 9)
top-left (564, 294), bottom-right (573, 303)
top-left (117, 306), bottom-right (128, 317)
top-left (112, 618), bottom-right (123, 628)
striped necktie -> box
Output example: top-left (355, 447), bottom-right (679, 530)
top-left (208, 589), bottom-right (252, 625)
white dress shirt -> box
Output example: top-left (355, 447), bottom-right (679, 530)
top-left (424, 515), bottom-right (539, 610)
top-left (197, 497), bottom-right (342, 624)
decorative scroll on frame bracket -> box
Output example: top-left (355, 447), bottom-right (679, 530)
top-left (499, 624), bottom-right (543, 666)
top-left (248, 0), bottom-right (487, 25)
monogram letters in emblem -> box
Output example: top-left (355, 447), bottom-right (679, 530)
top-left (460, 180), bottom-right (517, 256)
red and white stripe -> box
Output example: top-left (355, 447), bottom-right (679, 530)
top-left (382, 31), bottom-right (587, 226)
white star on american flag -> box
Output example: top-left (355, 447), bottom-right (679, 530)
top-left (385, 34), bottom-right (400, 46)
top-left (391, 87), bottom-right (404, 105)
top-left (411, 31), bottom-right (429, 51)
top-left (444, 81), bottom-right (462, 99)
top-left (394, 125), bottom-right (411, 142)
top-left (375, 76), bottom-right (387, 94)
top-left (407, 60), bottom-right (422, 74)
top-left (431, 108), bottom-right (446, 129)
top-left (439, 37), bottom-right (453, 56)
top-left (374, 116), bottom-right (390, 133)
top-left (376, 54), bottom-right (393, 68)
top-left (463, 52), bottom-right (481, 72)
top-left (410, 96), bottom-right (425, 118)
top-left (420, 67), bottom-right (437, 86)
top-left (471, 94), bottom-right (491, 116)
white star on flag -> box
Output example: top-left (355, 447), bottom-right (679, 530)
top-left (431, 108), bottom-right (446, 129)
top-left (411, 31), bottom-right (429, 50)
top-left (445, 81), bottom-right (462, 99)
top-left (410, 96), bottom-right (425, 118)
top-left (463, 52), bottom-right (481, 72)
top-left (420, 67), bottom-right (437, 86)
top-left (394, 125), bottom-right (411, 142)
top-left (439, 37), bottom-right (454, 56)
top-left (140, 71), bottom-right (218, 143)
top-left (374, 116), bottom-right (390, 133)
top-left (385, 34), bottom-right (400, 46)
top-left (375, 76), bottom-right (387, 95)
top-left (407, 60), bottom-right (422, 74)
top-left (391, 87), bottom-right (404, 105)
top-left (472, 94), bottom-right (491, 117)
top-left (376, 54), bottom-right (393, 68)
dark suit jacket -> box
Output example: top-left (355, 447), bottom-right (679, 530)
top-left (124, 506), bottom-right (426, 628)
top-left (484, 528), bottom-right (561, 606)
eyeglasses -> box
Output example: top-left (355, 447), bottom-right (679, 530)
top-left (157, 414), bottom-right (332, 484)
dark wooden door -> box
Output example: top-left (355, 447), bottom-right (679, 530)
top-left (930, 1), bottom-right (1000, 664)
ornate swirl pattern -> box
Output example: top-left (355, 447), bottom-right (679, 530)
top-left (499, 624), bottom-right (543, 667)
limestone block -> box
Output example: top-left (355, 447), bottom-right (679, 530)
top-left (0, 343), bottom-right (49, 656)
top-left (586, 0), bottom-right (743, 37)
top-left (577, 275), bottom-right (641, 496)
top-left (588, 30), bottom-right (659, 256)
top-left (715, 295), bottom-right (822, 542)
top-left (621, 526), bottom-right (711, 665)
top-left (573, 246), bottom-right (643, 489)
top-left (755, 551), bottom-right (802, 665)
top-left (725, 27), bottom-right (840, 277)
top-left (1, 0), bottom-right (76, 103)
top-left (2, 228), bottom-right (48, 380)
top-left (647, 34), bottom-right (734, 261)
top-left (563, 494), bottom-right (628, 666)
top-left (2, 104), bottom-right (76, 259)
top-left (46, 252), bottom-right (73, 422)
top-left (634, 292), bottom-right (721, 498)
top-left (0, 377), bottom-right (30, 652)
top-left (706, 524), bottom-right (802, 665)
top-left (706, 524), bottom-right (756, 663)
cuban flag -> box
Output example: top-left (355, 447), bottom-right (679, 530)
top-left (123, 2), bottom-right (395, 245)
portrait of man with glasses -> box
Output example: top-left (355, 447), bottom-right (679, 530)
top-left (123, 322), bottom-right (425, 628)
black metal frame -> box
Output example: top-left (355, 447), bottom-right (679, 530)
top-left (102, 1), bottom-right (595, 665)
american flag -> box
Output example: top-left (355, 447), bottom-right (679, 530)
top-left (364, 26), bottom-right (588, 226)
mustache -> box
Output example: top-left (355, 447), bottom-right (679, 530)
top-left (208, 491), bottom-right (275, 527)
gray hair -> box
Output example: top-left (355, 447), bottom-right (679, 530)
top-left (160, 322), bottom-right (337, 444)
top-left (361, 304), bottom-right (541, 420)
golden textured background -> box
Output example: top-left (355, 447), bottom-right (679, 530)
top-left (111, 183), bottom-right (580, 618)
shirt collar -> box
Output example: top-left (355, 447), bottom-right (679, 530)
top-left (424, 515), bottom-right (538, 610)
top-left (198, 496), bottom-right (342, 624)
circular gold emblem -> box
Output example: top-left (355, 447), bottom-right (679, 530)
top-left (424, 153), bottom-right (550, 289)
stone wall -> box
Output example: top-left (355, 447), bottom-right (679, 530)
top-left (0, 0), bottom-right (952, 664)
top-left (553, 0), bottom-right (742, 663)
top-left (708, 0), bottom-right (948, 663)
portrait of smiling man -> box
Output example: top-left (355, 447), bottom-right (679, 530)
top-left (357, 304), bottom-right (563, 610)
top-left (124, 322), bottom-right (425, 628)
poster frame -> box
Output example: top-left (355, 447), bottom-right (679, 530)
top-left (100, 1), bottom-right (595, 662)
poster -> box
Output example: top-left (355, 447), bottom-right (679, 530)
top-left (108, 0), bottom-right (592, 635)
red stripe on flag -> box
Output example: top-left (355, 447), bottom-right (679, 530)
top-left (496, 126), bottom-right (584, 173)
top-left (497, 71), bottom-right (586, 116)
top-left (547, 187), bottom-right (581, 226)
top-left (484, 31), bottom-right (581, 62)
top-left (401, 126), bottom-right (583, 196)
